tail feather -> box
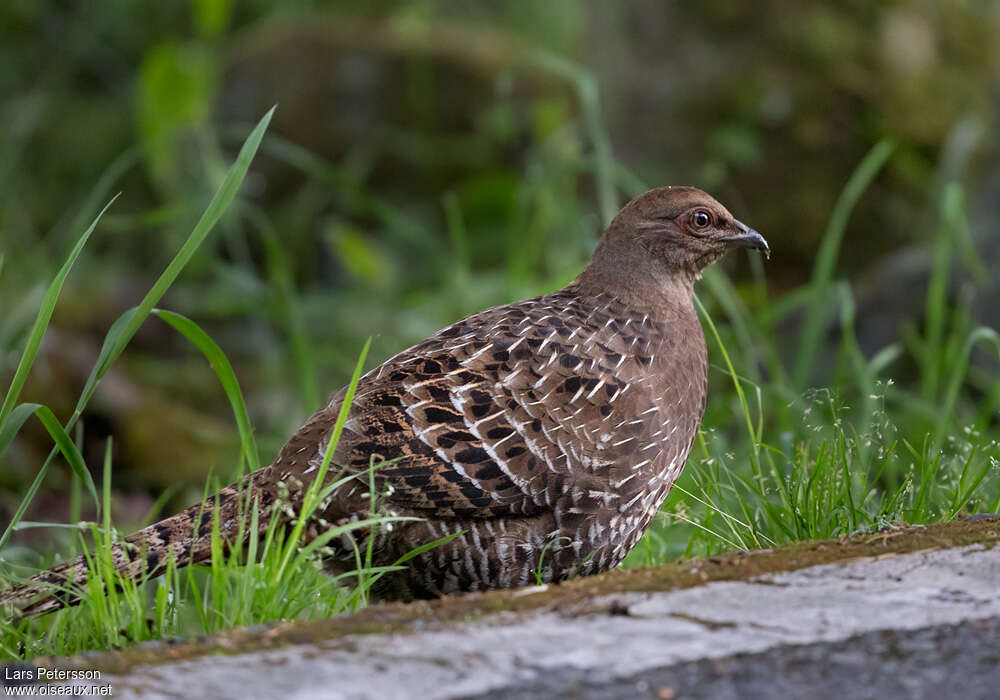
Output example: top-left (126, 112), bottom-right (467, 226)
top-left (1, 469), bottom-right (268, 621)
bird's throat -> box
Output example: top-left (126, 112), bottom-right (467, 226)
top-left (572, 246), bottom-right (698, 322)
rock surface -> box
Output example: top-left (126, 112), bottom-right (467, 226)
top-left (12, 519), bottom-right (1000, 699)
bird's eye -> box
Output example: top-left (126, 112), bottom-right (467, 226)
top-left (690, 209), bottom-right (713, 230)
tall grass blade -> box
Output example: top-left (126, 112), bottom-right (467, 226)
top-left (0, 403), bottom-right (97, 508)
top-left (527, 50), bottom-right (617, 226)
top-left (794, 139), bottom-right (894, 387)
top-left (71, 107), bottom-right (275, 423)
top-left (0, 404), bottom-right (98, 556)
top-left (251, 210), bottom-right (321, 414)
top-left (934, 326), bottom-right (1000, 452)
top-left (278, 338), bottom-right (370, 579)
top-left (0, 107), bottom-right (275, 554)
top-left (0, 197), bottom-right (118, 429)
top-left (921, 182), bottom-right (963, 401)
top-left (694, 295), bottom-right (760, 449)
top-left (152, 309), bottom-right (260, 473)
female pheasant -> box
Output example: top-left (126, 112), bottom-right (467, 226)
top-left (2, 186), bottom-right (767, 617)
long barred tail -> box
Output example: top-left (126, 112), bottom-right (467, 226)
top-left (1, 468), bottom-right (270, 621)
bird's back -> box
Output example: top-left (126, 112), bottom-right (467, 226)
top-left (266, 284), bottom-right (708, 598)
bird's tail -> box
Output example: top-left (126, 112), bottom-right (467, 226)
top-left (1, 467), bottom-right (271, 621)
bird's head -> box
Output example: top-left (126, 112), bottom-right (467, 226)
top-left (599, 186), bottom-right (768, 280)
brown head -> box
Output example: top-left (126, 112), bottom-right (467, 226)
top-left (576, 186), bottom-right (768, 304)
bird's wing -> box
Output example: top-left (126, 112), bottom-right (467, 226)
top-left (313, 292), bottom-right (641, 520)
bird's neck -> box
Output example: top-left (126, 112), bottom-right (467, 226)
top-left (571, 239), bottom-right (698, 321)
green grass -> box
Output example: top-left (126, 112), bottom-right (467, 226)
top-left (1, 62), bottom-right (998, 662)
top-left (0, 111), bottom-right (458, 660)
top-left (625, 147), bottom-right (1000, 565)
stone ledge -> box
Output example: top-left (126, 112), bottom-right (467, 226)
top-left (14, 517), bottom-right (1000, 698)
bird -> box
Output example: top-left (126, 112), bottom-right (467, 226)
top-left (1, 186), bottom-right (767, 619)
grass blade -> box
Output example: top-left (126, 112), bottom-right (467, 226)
top-left (921, 182), bottom-right (963, 401)
top-left (277, 338), bottom-right (370, 579)
top-left (794, 139), bottom-right (895, 387)
top-left (153, 309), bottom-right (260, 473)
top-left (527, 50), bottom-right (617, 226)
top-left (71, 106), bottom-right (276, 424)
top-left (0, 403), bottom-right (98, 517)
top-left (934, 326), bottom-right (1000, 452)
top-left (0, 196), bottom-right (119, 430)
top-left (0, 107), bottom-right (274, 555)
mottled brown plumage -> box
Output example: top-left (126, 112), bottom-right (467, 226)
top-left (2, 186), bottom-right (767, 617)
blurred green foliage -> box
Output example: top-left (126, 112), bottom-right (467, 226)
top-left (0, 1), bottom-right (998, 560)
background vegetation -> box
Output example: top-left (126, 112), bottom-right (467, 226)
top-left (1, 1), bottom-right (999, 658)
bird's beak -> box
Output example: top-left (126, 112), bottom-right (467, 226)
top-left (721, 220), bottom-right (770, 259)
